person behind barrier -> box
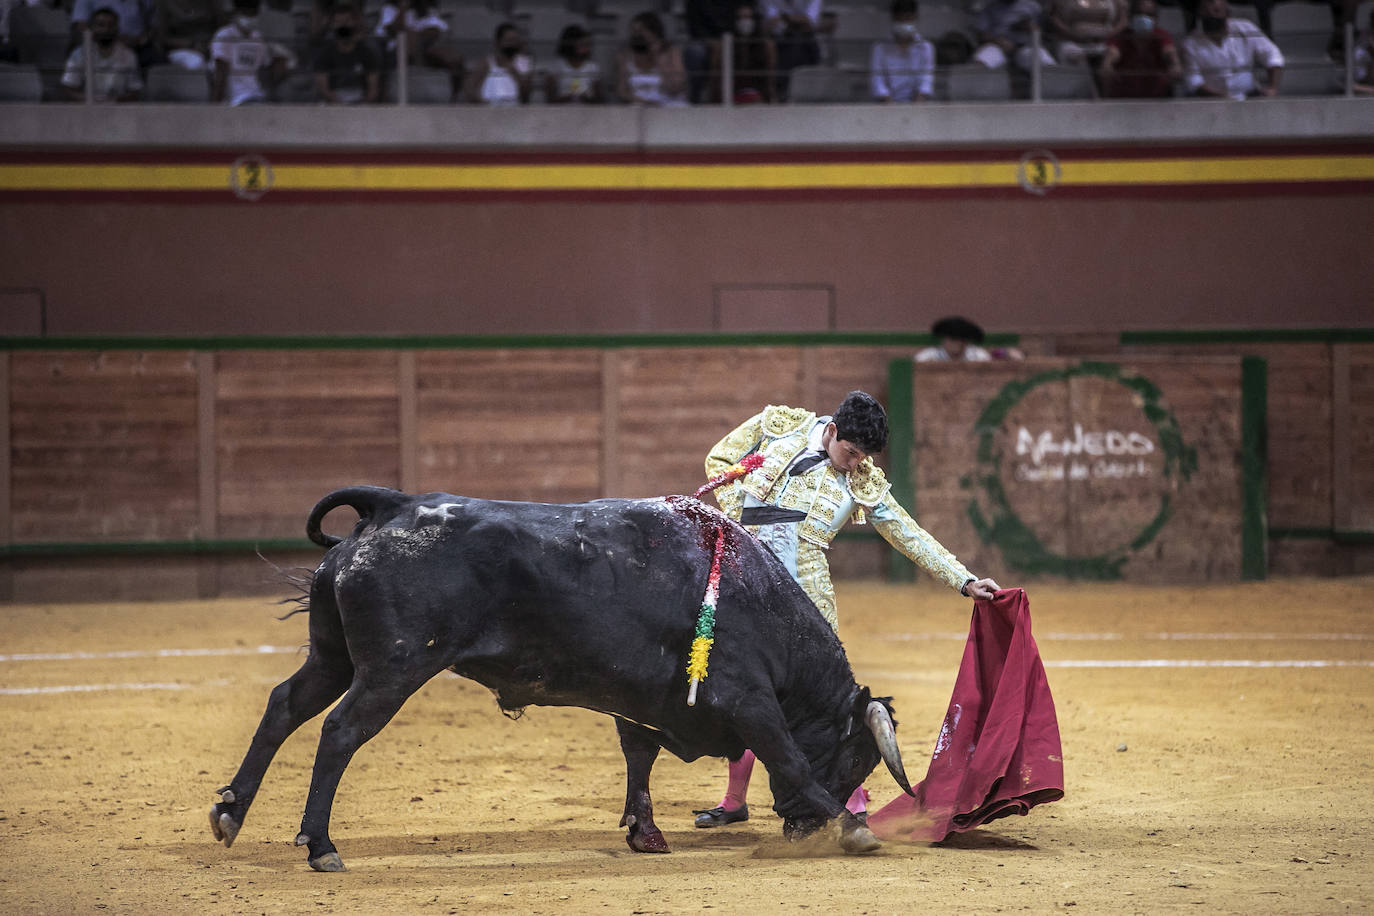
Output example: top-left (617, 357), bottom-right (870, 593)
top-left (1099, 0), bottom-right (1181, 98)
top-left (1047, 0), bottom-right (1124, 66)
top-left (915, 316), bottom-right (995, 362)
top-left (870, 0), bottom-right (936, 102)
top-left (547, 23), bottom-right (602, 104)
top-left (211, 0), bottom-right (294, 105)
top-left (616, 10), bottom-right (687, 105)
top-left (61, 6), bottom-right (142, 101)
top-left (464, 20), bottom-right (532, 105)
top-left (708, 2), bottom-right (778, 103)
top-left (691, 390), bottom-right (1000, 828)
top-left (972, 0), bottom-right (1055, 70)
top-left (1181, 0), bottom-right (1282, 98)
top-left (313, 2), bottom-right (380, 103)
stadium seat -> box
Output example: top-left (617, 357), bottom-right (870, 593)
top-left (943, 63), bottom-right (1013, 101)
top-left (1156, 4), bottom-right (1188, 38)
top-left (1276, 61), bottom-right (1342, 95)
top-left (0, 64), bottom-right (43, 102)
top-left (831, 5), bottom-right (889, 69)
top-left (1273, 2), bottom-right (1335, 59)
top-left (519, 9), bottom-right (587, 43)
top-left (384, 66), bottom-right (453, 103)
top-left (1039, 62), bottom-right (1097, 99)
top-left (787, 65), bottom-right (857, 102)
top-left (144, 64), bottom-right (211, 102)
top-left (917, 3), bottom-right (973, 43)
top-left (6, 1), bottom-right (69, 100)
top-left (273, 71), bottom-right (317, 103)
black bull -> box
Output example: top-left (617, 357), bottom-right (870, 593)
top-left (210, 486), bottom-right (915, 871)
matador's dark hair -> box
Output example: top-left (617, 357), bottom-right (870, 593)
top-left (832, 390), bottom-right (888, 455)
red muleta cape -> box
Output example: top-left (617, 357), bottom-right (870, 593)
top-left (868, 588), bottom-right (1064, 843)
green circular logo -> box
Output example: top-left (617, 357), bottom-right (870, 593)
top-left (962, 362), bottom-right (1198, 580)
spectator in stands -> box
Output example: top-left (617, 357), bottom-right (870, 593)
top-left (1178, 0), bottom-right (1275, 39)
top-left (870, 0), bottom-right (935, 102)
top-left (156, 0), bottom-right (220, 71)
top-left (915, 317), bottom-right (994, 362)
top-left (617, 11), bottom-right (687, 105)
top-left (375, 0), bottom-right (463, 101)
top-left (61, 6), bottom-right (142, 101)
top-left (211, 0), bottom-right (292, 104)
top-left (313, 2), bottom-right (379, 103)
top-left (547, 23), bottom-right (602, 104)
top-left (0, 0), bottom-right (42, 63)
top-left (972, 0), bottom-right (1055, 70)
top-left (1352, 6), bottom-right (1373, 92)
top-left (1047, 0), bottom-right (1124, 65)
top-left (1099, 0), bottom-right (1180, 97)
top-left (709, 2), bottom-right (777, 103)
top-left (1181, 0), bottom-right (1282, 98)
top-left (72, 0), bottom-right (162, 68)
top-left (686, 0), bottom-right (737, 102)
top-left (763, 0), bottom-right (822, 94)
top-left (464, 21), bottom-right (532, 105)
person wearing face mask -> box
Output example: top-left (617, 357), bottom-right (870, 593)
top-left (690, 391), bottom-right (1001, 830)
top-left (547, 23), bottom-right (602, 104)
top-left (1181, 0), bottom-right (1282, 98)
top-left (313, 2), bottom-right (380, 103)
top-left (709, 1), bottom-right (777, 102)
top-left (870, 0), bottom-right (935, 102)
top-left (210, 0), bottom-right (294, 105)
top-left (1099, 0), bottom-right (1181, 98)
top-left (464, 21), bottom-right (532, 105)
top-left (616, 11), bottom-right (687, 105)
top-left (61, 6), bottom-right (143, 101)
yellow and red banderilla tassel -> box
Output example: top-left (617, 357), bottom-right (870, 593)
top-left (693, 452), bottom-right (764, 500)
top-left (686, 526), bottom-right (726, 706)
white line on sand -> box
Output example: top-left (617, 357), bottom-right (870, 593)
top-left (873, 632), bottom-right (1374, 642)
top-left (0, 646), bottom-right (300, 663)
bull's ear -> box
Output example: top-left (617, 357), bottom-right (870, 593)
top-left (850, 686), bottom-right (872, 719)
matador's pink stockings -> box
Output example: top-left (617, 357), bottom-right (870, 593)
top-left (718, 750), bottom-right (869, 814)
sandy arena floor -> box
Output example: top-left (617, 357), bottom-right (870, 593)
top-left (1, 578), bottom-right (1371, 914)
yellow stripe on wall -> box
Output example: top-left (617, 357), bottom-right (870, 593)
top-left (0, 156), bottom-right (1371, 193)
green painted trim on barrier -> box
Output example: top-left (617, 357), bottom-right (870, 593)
top-left (1, 538), bottom-right (316, 558)
top-left (886, 357), bottom-right (916, 583)
top-left (0, 331), bottom-right (1021, 352)
top-left (1241, 356), bottom-right (1269, 581)
top-left (1121, 328), bottom-right (1374, 346)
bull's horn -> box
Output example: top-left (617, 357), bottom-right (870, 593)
top-left (865, 701), bottom-right (914, 797)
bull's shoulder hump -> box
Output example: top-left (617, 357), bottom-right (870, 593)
top-left (761, 405), bottom-right (816, 438)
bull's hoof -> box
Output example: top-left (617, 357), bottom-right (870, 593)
top-left (308, 852), bottom-right (347, 872)
top-left (626, 825), bottom-right (670, 853)
top-left (839, 824), bottom-right (881, 855)
top-left (209, 807), bottom-right (241, 847)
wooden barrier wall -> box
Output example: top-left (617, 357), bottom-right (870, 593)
top-left (2, 338), bottom-right (1371, 601)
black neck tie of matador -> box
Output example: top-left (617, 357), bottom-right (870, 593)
top-left (789, 452), bottom-right (827, 476)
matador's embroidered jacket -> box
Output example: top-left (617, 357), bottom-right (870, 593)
top-left (705, 404), bottom-right (975, 595)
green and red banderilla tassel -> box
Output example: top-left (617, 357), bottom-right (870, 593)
top-left (685, 453), bottom-right (762, 706)
top-left (686, 526), bottom-right (725, 706)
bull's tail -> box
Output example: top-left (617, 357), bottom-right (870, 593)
top-left (305, 486), bottom-right (410, 548)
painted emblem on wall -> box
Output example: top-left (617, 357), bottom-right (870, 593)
top-left (229, 154), bottom-right (274, 201)
top-left (961, 362), bottom-right (1198, 579)
top-left (1017, 149), bottom-right (1061, 196)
